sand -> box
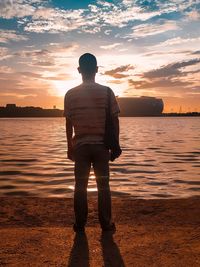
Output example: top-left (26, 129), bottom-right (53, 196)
top-left (0, 196), bottom-right (200, 266)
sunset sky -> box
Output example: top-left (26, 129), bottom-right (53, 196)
top-left (0, 0), bottom-right (200, 112)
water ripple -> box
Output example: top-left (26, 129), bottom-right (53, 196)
top-left (0, 117), bottom-right (200, 199)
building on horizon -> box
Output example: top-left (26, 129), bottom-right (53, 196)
top-left (0, 96), bottom-right (164, 117)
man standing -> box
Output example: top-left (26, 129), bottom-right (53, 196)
top-left (64, 53), bottom-right (120, 233)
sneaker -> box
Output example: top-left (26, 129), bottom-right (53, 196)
top-left (73, 223), bottom-right (85, 233)
top-left (101, 223), bottom-right (116, 233)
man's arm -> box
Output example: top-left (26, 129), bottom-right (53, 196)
top-left (65, 118), bottom-right (73, 161)
top-left (112, 114), bottom-right (119, 142)
top-left (110, 114), bottom-right (121, 161)
top-left (109, 89), bottom-right (120, 142)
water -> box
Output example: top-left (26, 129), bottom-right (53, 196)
top-left (0, 117), bottom-right (200, 198)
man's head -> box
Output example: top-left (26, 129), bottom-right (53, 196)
top-left (78, 53), bottom-right (98, 78)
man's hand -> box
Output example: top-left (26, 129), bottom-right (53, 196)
top-left (67, 147), bottom-right (74, 161)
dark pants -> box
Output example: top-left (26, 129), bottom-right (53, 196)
top-left (73, 144), bottom-right (111, 228)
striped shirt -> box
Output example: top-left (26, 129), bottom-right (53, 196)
top-left (64, 82), bottom-right (120, 147)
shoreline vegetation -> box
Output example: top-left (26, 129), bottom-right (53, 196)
top-left (0, 104), bottom-right (199, 117)
top-left (1, 196), bottom-right (200, 266)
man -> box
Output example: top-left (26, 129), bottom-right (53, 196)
top-left (64, 53), bottom-right (120, 233)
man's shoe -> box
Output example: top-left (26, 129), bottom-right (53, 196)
top-left (73, 223), bottom-right (85, 233)
top-left (101, 223), bottom-right (116, 233)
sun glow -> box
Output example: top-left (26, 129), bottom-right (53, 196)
top-left (52, 75), bottom-right (125, 97)
top-left (52, 79), bottom-right (80, 96)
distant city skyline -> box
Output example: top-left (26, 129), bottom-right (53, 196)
top-left (0, 0), bottom-right (200, 112)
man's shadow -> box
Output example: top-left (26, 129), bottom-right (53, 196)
top-left (101, 232), bottom-right (125, 267)
top-left (68, 231), bottom-right (125, 267)
top-left (68, 233), bottom-right (89, 267)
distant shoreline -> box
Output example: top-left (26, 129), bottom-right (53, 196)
top-left (0, 113), bottom-right (199, 117)
top-left (0, 103), bottom-right (199, 117)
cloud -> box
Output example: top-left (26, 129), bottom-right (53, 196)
top-left (155, 37), bottom-right (200, 47)
top-left (42, 73), bottom-right (70, 81)
top-left (100, 43), bottom-right (121, 50)
top-left (32, 60), bottom-right (55, 67)
top-left (0, 30), bottom-right (28, 43)
top-left (0, 65), bottom-right (13, 73)
top-left (126, 20), bottom-right (179, 38)
top-left (48, 43), bottom-right (79, 54)
top-left (14, 49), bottom-right (50, 58)
top-left (0, 0), bottom-right (198, 39)
top-left (0, 0), bottom-right (197, 37)
top-left (142, 58), bottom-right (200, 78)
top-left (128, 78), bottom-right (190, 89)
top-left (24, 7), bottom-right (94, 33)
top-left (108, 73), bottom-right (129, 79)
top-left (0, 47), bottom-right (12, 60)
top-left (93, 2), bottom-right (161, 27)
top-left (127, 57), bottom-right (200, 101)
top-left (17, 71), bottom-right (70, 81)
top-left (14, 43), bottom-right (78, 68)
top-left (143, 49), bottom-right (191, 57)
top-left (28, 8), bottom-right (103, 33)
top-left (15, 44), bottom-right (77, 58)
top-left (0, 1), bottom-right (164, 33)
top-left (0, 0), bottom-right (199, 110)
top-left (0, 0), bottom-right (37, 19)
top-left (191, 50), bottom-right (200, 55)
top-left (17, 71), bottom-right (42, 79)
top-left (108, 80), bottom-right (124, 84)
top-left (0, 70), bottom-right (49, 94)
top-left (0, 68), bottom-right (65, 108)
top-left (152, 0), bottom-right (197, 14)
top-left (104, 64), bottom-right (134, 78)
top-left (186, 10), bottom-right (200, 21)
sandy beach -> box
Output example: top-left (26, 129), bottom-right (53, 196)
top-left (0, 196), bottom-right (200, 266)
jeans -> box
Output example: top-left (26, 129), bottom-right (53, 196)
top-left (73, 144), bottom-right (112, 228)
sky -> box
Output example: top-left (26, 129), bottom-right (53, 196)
top-left (0, 0), bottom-right (200, 112)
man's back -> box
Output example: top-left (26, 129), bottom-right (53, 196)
top-left (64, 82), bottom-right (119, 147)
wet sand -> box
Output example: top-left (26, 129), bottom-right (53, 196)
top-left (0, 197), bottom-right (200, 266)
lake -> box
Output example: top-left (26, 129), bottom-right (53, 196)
top-left (0, 117), bottom-right (200, 198)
